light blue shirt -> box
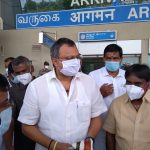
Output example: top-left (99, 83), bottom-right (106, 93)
top-left (0, 107), bottom-right (12, 149)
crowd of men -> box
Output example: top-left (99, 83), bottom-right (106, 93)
top-left (0, 37), bottom-right (150, 150)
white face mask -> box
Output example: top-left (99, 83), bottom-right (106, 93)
top-left (16, 73), bottom-right (32, 85)
top-left (0, 107), bottom-right (12, 136)
top-left (126, 85), bottom-right (145, 101)
top-left (44, 65), bottom-right (49, 69)
top-left (5, 68), bottom-right (8, 73)
top-left (60, 58), bottom-right (81, 76)
top-left (5, 68), bottom-right (8, 76)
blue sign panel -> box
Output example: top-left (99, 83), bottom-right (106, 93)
top-left (43, 33), bottom-right (55, 47)
top-left (16, 3), bottom-right (150, 29)
top-left (78, 31), bottom-right (117, 41)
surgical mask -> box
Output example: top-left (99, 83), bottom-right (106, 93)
top-left (16, 73), bottom-right (32, 85)
top-left (60, 58), bottom-right (80, 76)
top-left (11, 75), bottom-right (19, 84)
top-left (126, 85), bottom-right (144, 100)
top-left (105, 61), bottom-right (120, 72)
top-left (44, 65), bottom-right (49, 69)
top-left (0, 107), bottom-right (12, 136)
top-left (5, 68), bottom-right (8, 73)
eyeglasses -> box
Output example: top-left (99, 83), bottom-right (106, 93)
top-left (58, 54), bottom-right (83, 61)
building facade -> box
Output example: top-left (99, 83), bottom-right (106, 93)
top-left (0, 0), bottom-right (150, 75)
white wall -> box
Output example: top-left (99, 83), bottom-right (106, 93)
top-left (0, 30), bottom-right (52, 76)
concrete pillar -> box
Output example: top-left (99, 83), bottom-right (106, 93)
top-left (141, 39), bottom-right (149, 65)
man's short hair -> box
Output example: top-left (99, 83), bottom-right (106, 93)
top-left (0, 74), bottom-right (9, 91)
top-left (104, 44), bottom-right (123, 58)
top-left (12, 56), bottom-right (30, 68)
top-left (44, 61), bottom-right (49, 66)
top-left (50, 38), bottom-right (76, 58)
top-left (4, 57), bottom-right (15, 63)
top-left (125, 64), bottom-right (150, 82)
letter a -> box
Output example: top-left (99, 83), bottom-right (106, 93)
top-left (128, 8), bottom-right (138, 19)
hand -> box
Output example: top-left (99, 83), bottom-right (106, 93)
top-left (100, 83), bottom-right (113, 97)
top-left (54, 142), bottom-right (72, 150)
top-left (0, 99), bottom-right (11, 112)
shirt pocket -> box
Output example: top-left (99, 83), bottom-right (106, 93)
top-left (138, 108), bottom-right (150, 142)
top-left (77, 101), bottom-right (91, 122)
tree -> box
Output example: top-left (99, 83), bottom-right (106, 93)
top-left (24, 0), bottom-right (37, 12)
top-left (62, 0), bottom-right (74, 10)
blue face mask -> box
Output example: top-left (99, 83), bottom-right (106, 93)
top-left (11, 75), bottom-right (19, 84)
top-left (0, 107), bottom-right (12, 136)
top-left (105, 61), bottom-right (120, 72)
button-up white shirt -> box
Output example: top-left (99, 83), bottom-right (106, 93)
top-left (18, 70), bottom-right (107, 150)
top-left (89, 67), bottom-right (126, 108)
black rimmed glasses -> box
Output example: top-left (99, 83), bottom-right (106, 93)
top-left (58, 54), bottom-right (83, 61)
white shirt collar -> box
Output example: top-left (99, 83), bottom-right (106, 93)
top-left (48, 69), bottom-right (81, 81)
top-left (103, 67), bottom-right (125, 78)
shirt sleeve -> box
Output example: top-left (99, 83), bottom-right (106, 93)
top-left (91, 80), bottom-right (107, 118)
top-left (18, 82), bottom-right (40, 125)
top-left (103, 101), bottom-right (116, 134)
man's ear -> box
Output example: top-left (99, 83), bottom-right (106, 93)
top-left (27, 64), bottom-right (32, 73)
top-left (52, 58), bottom-right (58, 68)
top-left (120, 57), bottom-right (123, 64)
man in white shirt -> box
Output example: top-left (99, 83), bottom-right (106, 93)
top-left (89, 44), bottom-right (126, 150)
top-left (18, 38), bottom-right (107, 150)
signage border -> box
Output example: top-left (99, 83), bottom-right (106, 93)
top-left (78, 31), bottom-right (117, 42)
top-left (16, 3), bottom-right (150, 29)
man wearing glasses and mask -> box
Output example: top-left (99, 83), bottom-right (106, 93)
top-left (18, 38), bottom-right (107, 150)
top-left (9, 56), bottom-right (35, 150)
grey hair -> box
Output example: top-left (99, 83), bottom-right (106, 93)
top-left (12, 56), bottom-right (30, 68)
top-left (50, 37), bottom-right (76, 58)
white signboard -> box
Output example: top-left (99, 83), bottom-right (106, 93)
top-left (77, 40), bottom-right (141, 55)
